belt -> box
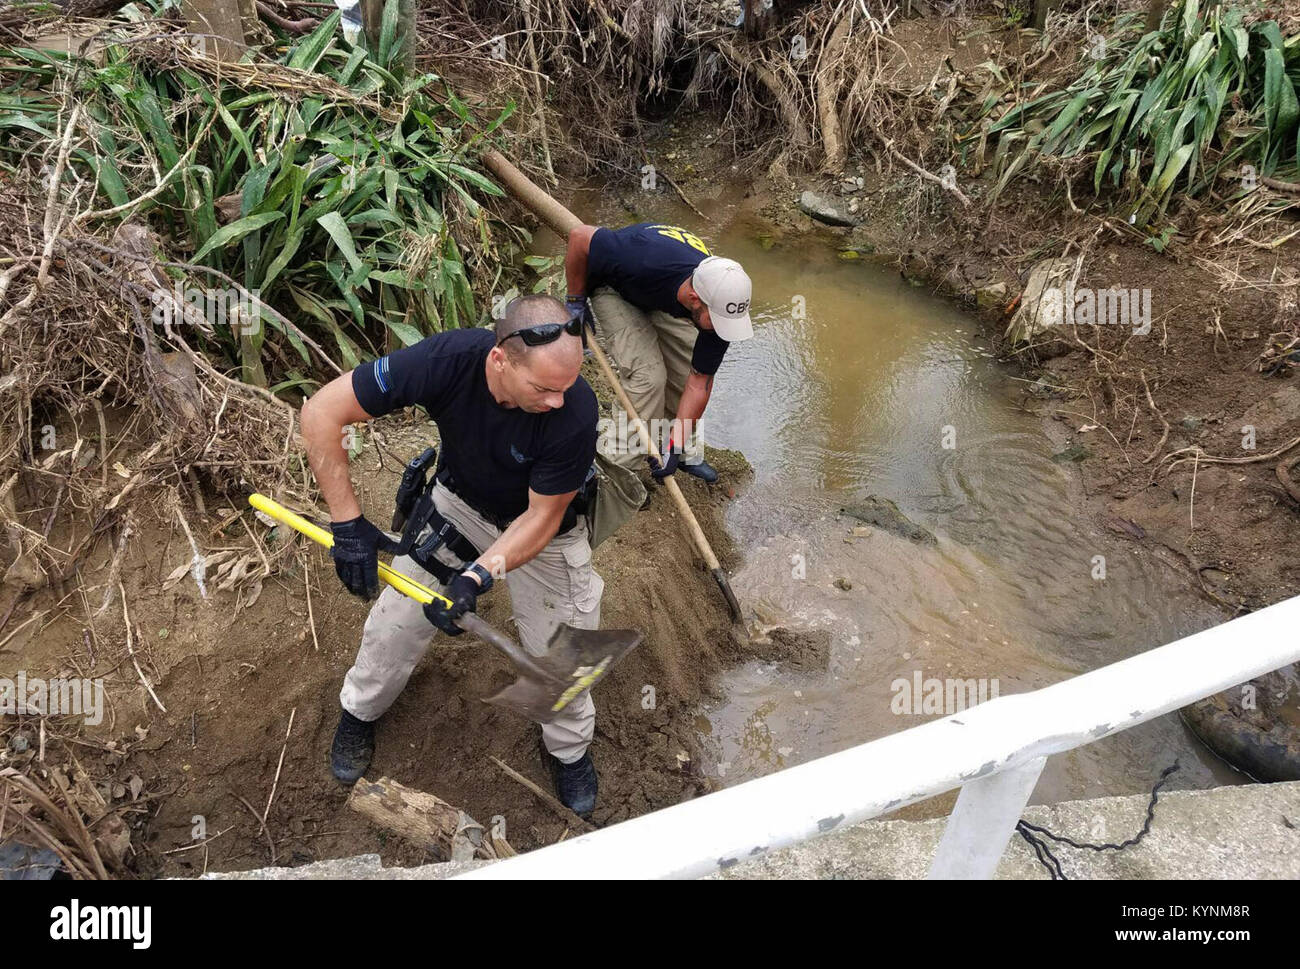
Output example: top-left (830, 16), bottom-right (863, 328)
top-left (434, 467), bottom-right (581, 535)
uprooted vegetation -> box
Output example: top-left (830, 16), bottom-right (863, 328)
top-left (1, 0), bottom-right (1298, 876)
top-left (0, 9), bottom-right (520, 876)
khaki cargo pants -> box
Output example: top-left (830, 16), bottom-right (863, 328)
top-left (590, 286), bottom-right (705, 471)
top-left (340, 481), bottom-right (603, 763)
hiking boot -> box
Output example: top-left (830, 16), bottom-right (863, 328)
top-left (680, 459), bottom-right (719, 483)
top-left (330, 709), bottom-right (375, 784)
top-left (543, 743), bottom-right (598, 818)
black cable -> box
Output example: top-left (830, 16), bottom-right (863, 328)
top-left (1018, 825), bottom-right (1066, 880)
top-left (1014, 761), bottom-right (1181, 880)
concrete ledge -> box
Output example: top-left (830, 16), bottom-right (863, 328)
top-left (197, 781), bottom-right (1300, 879)
top-left (714, 780), bottom-right (1300, 879)
top-left (198, 854), bottom-right (490, 880)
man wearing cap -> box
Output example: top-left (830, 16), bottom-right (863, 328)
top-left (564, 222), bottom-right (754, 482)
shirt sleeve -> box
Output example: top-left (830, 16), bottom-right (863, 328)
top-left (529, 397), bottom-right (597, 496)
top-left (689, 329), bottom-right (730, 377)
top-left (584, 227), bottom-right (617, 288)
top-left (351, 337), bottom-right (446, 418)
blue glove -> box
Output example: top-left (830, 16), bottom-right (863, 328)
top-left (648, 437), bottom-right (682, 480)
top-left (422, 573), bottom-right (482, 636)
top-left (330, 515), bottom-right (398, 600)
top-left (566, 295), bottom-right (594, 333)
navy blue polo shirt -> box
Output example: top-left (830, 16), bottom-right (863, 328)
top-left (586, 223), bottom-right (731, 376)
top-left (352, 328), bottom-right (597, 523)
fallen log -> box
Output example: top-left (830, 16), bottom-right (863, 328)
top-left (346, 775), bottom-right (512, 861)
top-left (1180, 692), bottom-right (1300, 783)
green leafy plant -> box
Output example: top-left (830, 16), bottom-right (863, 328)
top-left (522, 253), bottom-right (565, 294)
top-left (0, 3), bottom-right (514, 387)
top-left (1145, 225), bottom-right (1178, 251)
top-left (996, 0), bottom-right (1031, 29)
top-left (983, 1), bottom-right (1300, 224)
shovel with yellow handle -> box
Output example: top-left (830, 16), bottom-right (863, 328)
top-left (249, 494), bottom-right (642, 723)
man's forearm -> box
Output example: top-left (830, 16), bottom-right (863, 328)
top-left (565, 226), bottom-right (592, 297)
top-left (668, 372), bottom-right (714, 463)
top-left (474, 506), bottom-right (563, 579)
top-left (674, 372), bottom-right (713, 429)
top-left (304, 418), bottom-right (361, 522)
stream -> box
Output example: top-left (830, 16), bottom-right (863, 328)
top-left (559, 184), bottom-right (1241, 811)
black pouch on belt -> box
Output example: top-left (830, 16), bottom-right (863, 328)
top-left (388, 446), bottom-right (481, 583)
top-left (558, 461), bottom-right (599, 534)
top-left (409, 511), bottom-right (481, 585)
top-left (393, 446), bottom-right (438, 532)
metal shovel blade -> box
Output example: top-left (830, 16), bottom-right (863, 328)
top-left (483, 624), bottom-right (642, 723)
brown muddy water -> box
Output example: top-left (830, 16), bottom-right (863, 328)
top-left (556, 185), bottom-right (1242, 809)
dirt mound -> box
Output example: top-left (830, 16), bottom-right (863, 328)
top-left (748, 626), bottom-right (832, 673)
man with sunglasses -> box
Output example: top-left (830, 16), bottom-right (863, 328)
top-left (565, 222), bottom-right (754, 482)
top-left (301, 295), bottom-right (605, 816)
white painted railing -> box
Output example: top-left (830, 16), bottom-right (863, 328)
top-left (456, 594), bottom-right (1300, 880)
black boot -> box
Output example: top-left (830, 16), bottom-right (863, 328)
top-left (680, 459), bottom-right (719, 483)
top-left (330, 709), bottom-right (375, 784)
top-left (543, 742), bottom-right (598, 818)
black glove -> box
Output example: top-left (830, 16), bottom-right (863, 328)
top-left (648, 437), bottom-right (681, 480)
top-left (423, 572), bottom-right (482, 636)
top-left (566, 295), bottom-right (595, 333)
top-left (330, 515), bottom-right (398, 600)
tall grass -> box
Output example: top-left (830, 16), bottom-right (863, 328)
top-left (0, 4), bottom-right (514, 389)
top-left (984, 0), bottom-right (1300, 224)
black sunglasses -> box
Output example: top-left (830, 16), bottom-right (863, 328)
top-left (496, 315), bottom-right (587, 349)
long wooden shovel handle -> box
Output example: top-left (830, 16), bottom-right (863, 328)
top-left (482, 150), bottom-right (740, 619)
top-left (585, 339), bottom-right (721, 572)
top-left (248, 493), bottom-right (555, 680)
top-left (586, 342), bottom-right (743, 620)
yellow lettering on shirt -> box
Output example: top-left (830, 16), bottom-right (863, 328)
top-left (649, 224), bottom-right (710, 255)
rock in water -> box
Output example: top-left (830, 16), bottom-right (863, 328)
top-left (1051, 443), bottom-right (1092, 463)
top-left (798, 191), bottom-right (856, 227)
top-left (840, 497), bottom-right (937, 545)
